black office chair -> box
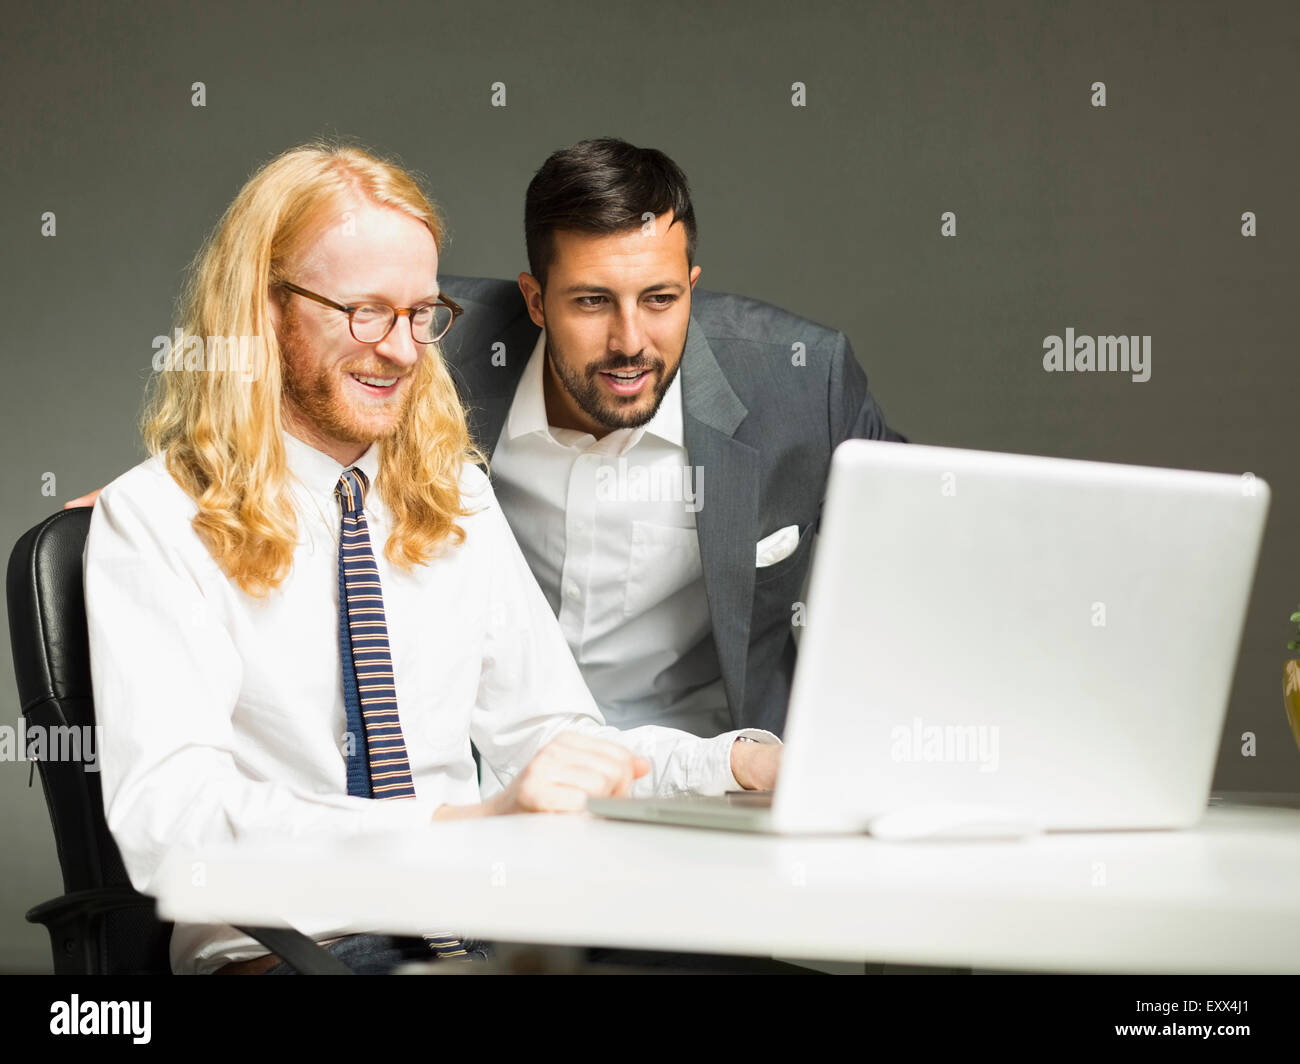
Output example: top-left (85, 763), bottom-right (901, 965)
top-left (7, 508), bottom-right (351, 974)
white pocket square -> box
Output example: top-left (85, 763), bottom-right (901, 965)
top-left (755, 524), bottom-right (800, 568)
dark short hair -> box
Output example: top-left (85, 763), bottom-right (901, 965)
top-left (524, 137), bottom-right (697, 289)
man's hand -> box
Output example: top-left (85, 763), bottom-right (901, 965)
top-left (730, 739), bottom-right (781, 791)
top-left (485, 732), bottom-right (652, 815)
top-left (64, 489), bottom-right (103, 509)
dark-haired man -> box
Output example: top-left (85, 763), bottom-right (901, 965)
top-left (439, 139), bottom-right (904, 784)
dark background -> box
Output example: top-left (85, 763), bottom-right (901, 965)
top-left (2, 0), bottom-right (1296, 971)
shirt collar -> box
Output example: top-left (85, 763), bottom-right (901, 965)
top-left (503, 330), bottom-right (552, 441)
top-left (504, 328), bottom-right (684, 450)
top-left (282, 429), bottom-right (382, 510)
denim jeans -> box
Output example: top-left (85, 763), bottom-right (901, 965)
top-left (265, 934), bottom-right (491, 975)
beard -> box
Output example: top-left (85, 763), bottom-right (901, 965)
top-left (278, 312), bottom-right (415, 448)
top-left (546, 339), bottom-right (680, 431)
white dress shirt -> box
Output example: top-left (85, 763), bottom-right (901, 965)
top-left (84, 431), bottom-right (776, 974)
top-left (490, 330), bottom-right (731, 735)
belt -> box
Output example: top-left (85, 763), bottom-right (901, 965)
top-left (214, 936), bottom-right (348, 976)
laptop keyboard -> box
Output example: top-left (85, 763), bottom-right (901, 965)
top-left (717, 791), bottom-right (774, 807)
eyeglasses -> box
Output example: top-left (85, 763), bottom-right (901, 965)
top-left (273, 280), bottom-right (463, 344)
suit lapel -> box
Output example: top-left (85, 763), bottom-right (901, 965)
top-left (681, 317), bottom-right (758, 728)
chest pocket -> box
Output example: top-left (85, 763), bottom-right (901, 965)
top-left (623, 521), bottom-right (704, 619)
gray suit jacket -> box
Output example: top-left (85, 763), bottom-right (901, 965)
top-left (439, 276), bottom-right (906, 735)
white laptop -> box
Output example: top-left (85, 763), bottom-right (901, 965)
top-left (588, 441), bottom-right (1271, 839)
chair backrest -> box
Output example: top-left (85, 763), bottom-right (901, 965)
top-left (7, 508), bottom-right (171, 972)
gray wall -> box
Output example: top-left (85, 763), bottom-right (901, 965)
top-left (2, 0), bottom-right (1296, 971)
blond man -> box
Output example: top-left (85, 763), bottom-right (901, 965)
top-left (85, 144), bottom-right (779, 974)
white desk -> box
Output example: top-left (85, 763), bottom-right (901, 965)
top-left (153, 798), bottom-right (1300, 973)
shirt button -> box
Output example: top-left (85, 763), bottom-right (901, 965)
top-left (565, 583), bottom-right (580, 600)
top-left (573, 519), bottom-right (586, 533)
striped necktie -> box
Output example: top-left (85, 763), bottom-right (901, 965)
top-left (335, 467), bottom-right (469, 959)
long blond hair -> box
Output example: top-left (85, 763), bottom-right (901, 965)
top-left (142, 142), bottom-right (480, 596)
